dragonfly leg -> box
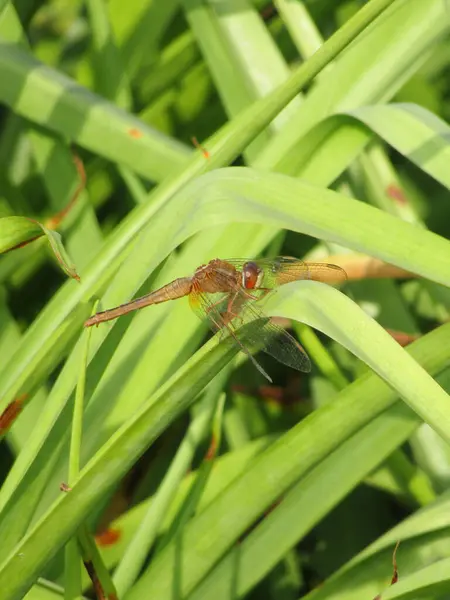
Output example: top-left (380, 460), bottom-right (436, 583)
top-left (226, 292), bottom-right (239, 314)
top-left (240, 288), bottom-right (271, 301)
top-left (207, 305), bottom-right (243, 333)
top-left (258, 289), bottom-right (271, 301)
top-left (205, 295), bottom-right (232, 312)
top-left (222, 289), bottom-right (272, 326)
top-left (220, 310), bottom-right (244, 327)
top-left (224, 292), bottom-right (244, 326)
top-left (204, 296), bottom-right (242, 329)
top-left (208, 312), bottom-right (223, 331)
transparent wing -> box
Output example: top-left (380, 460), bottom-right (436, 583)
top-left (189, 286), bottom-right (274, 381)
top-left (189, 283), bottom-right (311, 380)
top-left (238, 294), bottom-right (311, 373)
top-left (225, 257), bottom-right (347, 288)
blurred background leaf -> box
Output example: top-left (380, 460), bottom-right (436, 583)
top-left (1, 1), bottom-right (450, 599)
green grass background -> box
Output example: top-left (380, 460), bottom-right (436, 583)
top-left (0, 0), bottom-right (450, 599)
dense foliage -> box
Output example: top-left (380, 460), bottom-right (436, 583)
top-left (0, 0), bottom-right (450, 599)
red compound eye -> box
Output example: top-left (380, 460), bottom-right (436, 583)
top-left (242, 261), bottom-right (260, 289)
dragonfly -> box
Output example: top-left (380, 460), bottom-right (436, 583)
top-left (85, 257), bottom-right (347, 381)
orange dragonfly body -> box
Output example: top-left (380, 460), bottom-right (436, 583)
top-left (85, 257), bottom-right (346, 381)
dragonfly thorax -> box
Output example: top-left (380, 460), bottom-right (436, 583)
top-left (193, 259), bottom-right (240, 294)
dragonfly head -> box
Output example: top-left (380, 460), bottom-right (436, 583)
top-left (242, 261), bottom-right (263, 290)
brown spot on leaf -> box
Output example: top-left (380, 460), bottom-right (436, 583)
top-left (386, 184), bottom-right (408, 205)
top-left (95, 528), bottom-right (121, 547)
top-left (205, 433), bottom-right (217, 461)
top-left (0, 394), bottom-right (27, 433)
top-left (385, 329), bottom-right (419, 347)
top-left (128, 128), bottom-right (143, 139)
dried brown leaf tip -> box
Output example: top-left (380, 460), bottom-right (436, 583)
top-left (373, 541), bottom-right (400, 599)
top-left (391, 540), bottom-right (400, 585)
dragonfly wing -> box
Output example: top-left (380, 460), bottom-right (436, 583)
top-left (189, 287), bottom-right (273, 381)
top-left (188, 287), bottom-right (223, 333)
top-left (239, 299), bottom-right (311, 373)
top-left (190, 285), bottom-right (310, 376)
top-left (225, 257), bottom-right (347, 288)
top-left (260, 323), bottom-right (311, 372)
top-left (186, 256), bottom-right (341, 377)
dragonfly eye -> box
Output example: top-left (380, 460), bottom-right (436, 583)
top-left (242, 261), bottom-right (261, 289)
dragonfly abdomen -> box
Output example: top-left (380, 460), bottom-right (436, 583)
top-left (154, 277), bottom-right (193, 302)
top-left (84, 277), bottom-right (192, 327)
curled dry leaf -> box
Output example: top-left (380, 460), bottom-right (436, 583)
top-left (320, 254), bottom-right (415, 281)
top-left (373, 541), bottom-right (400, 599)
